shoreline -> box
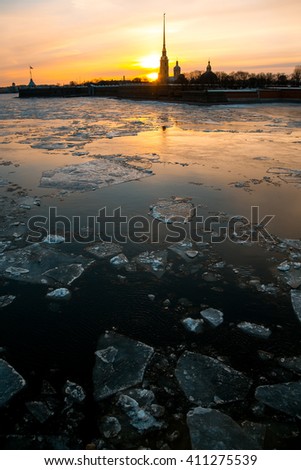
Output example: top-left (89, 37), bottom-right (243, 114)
top-left (18, 84), bottom-right (301, 105)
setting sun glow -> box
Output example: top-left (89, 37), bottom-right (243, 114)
top-left (139, 55), bottom-right (160, 69)
top-left (146, 72), bottom-right (159, 81)
top-left (1, 1), bottom-right (301, 86)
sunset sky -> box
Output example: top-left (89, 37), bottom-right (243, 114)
top-left (1, 0), bottom-right (300, 86)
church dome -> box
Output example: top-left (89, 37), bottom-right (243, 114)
top-left (199, 61), bottom-right (218, 85)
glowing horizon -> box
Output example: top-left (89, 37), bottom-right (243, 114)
top-left (1, 0), bottom-right (300, 87)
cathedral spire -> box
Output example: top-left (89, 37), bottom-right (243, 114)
top-left (158, 13), bottom-right (169, 83)
top-left (162, 13), bottom-right (166, 54)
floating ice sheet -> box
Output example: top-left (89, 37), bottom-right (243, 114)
top-left (267, 167), bottom-right (301, 186)
top-left (0, 243), bottom-right (93, 286)
top-left (85, 241), bottom-right (122, 260)
top-left (46, 288), bottom-right (71, 301)
top-left (132, 250), bottom-right (167, 278)
top-left (237, 321), bottom-right (271, 339)
top-left (0, 359), bottom-right (26, 408)
top-left (40, 157), bottom-right (153, 191)
top-left (200, 308), bottom-right (224, 328)
top-left (117, 389), bottom-right (164, 432)
top-left (291, 290), bottom-right (301, 323)
top-left (93, 332), bottom-right (154, 401)
top-left (255, 381), bottom-right (301, 418)
top-left (175, 351), bottom-right (252, 406)
top-left (0, 295), bottom-right (16, 309)
top-left (187, 406), bottom-right (259, 450)
top-left (150, 197), bottom-right (195, 223)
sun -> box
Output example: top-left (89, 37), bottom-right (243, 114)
top-left (147, 72), bottom-right (158, 81)
top-left (139, 54), bottom-right (160, 69)
top-left (135, 54), bottom-right (159, 82)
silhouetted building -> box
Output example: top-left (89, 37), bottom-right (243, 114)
top-left (173, 60), bottom-right (181, 80)
top-left (158, 14), bottom-right (169, 83)
top-left (199, 60), bottom-right (218, 86)
top-left (28, 78), bottom-right (36, 88)
top-left (28, 66), bottom-right (36, 87)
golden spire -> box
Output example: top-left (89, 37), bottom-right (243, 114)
top-left (162, 13), bottom-right (166, 54)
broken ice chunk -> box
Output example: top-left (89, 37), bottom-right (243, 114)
top-left (200, 308), bottom-right (224, 327)
top-left (26, 401), bottom-right (53, 423)
top-left (40, 158), bottom-right (152, 192)
top-left (277, 261), bottom-right (291, 272)
top-left (175, 352), bottom-right (252, 406)
top-left (282, 269), bottom-right (301, 289)
top-left (42, 264), bottom-right (85, 286)
top-left (277, 356), bottom-right (301, 374)
top-left (0, 295), bottom-right (16, 309)
top-left (133, 250), bottom-right (167, 278)
top-left (117, 389), bottom-right (164, 432)
top-left (187, 406), bottom-right (259, 450)
top-left (0, 359), bottom-right (26, 407)
top-left (255, 381), bottom-right (301, 418)
top-left (100, 416), bottom-right (121, 438)
top-left (291, 290), bottom-right (301, 323)
top-left (110, 253), bottom-right (129, 267)
top-left (150, 197), bottom-right (195, 223)
top-left (182, 318), bottom-right (204, 334)
top-left (185, 250), bottom-right (199, 259)
top-left (64, 380), bottom-right (86, 404)
top-left (46, 288), bottom-right (71, 301)
top-left (0, 243), bottom-right (93, 286)
top-left (93, 332), bottom-right (154, 401)
top-left (237, 321), bottom-right (271, 340)
top-left (95, 346), bottom-right (118, 364)
top-left (85, 241), bottom-right (122, 259)
top-left (43, 235), bottom-right (65, 244)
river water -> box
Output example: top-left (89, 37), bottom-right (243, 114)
top-left (0, 94), bottom-right (301, 449)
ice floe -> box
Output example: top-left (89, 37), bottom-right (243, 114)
top-left (181, 318), bottom-right (204, 334)
top-left (25, 401), bottom-right (54, 423)
top-left (150, 197), bottom-right (195, 223)
top-left (100, 416), bottom-right (122, 438)
top-left (40, 158), bottom-right (153, 192)
top-left (93, 332), bottom-right (154, 401)
top-left (46, 288), bottom-right (71, 301)
top-left (117, 389), bottom-right (164, 432)
top-left (0, 243), bottom-right (93, 286)
top-left (290, 290), bottom-right (301, 323)
top-left (187, 406), bottom-right (259, 450)
top-left (132, 250), bottom-right (167, 278)
top-left (85, 241), bottom-right (122, 259)
top-left (255, 381), bottom-right (301, 418)
top-left (110, 253), bottom-right (129, 267)
top-left (64, 380), bottom-right (86, 404)
top-left (200, 308), bottom-right (224, 327)
top-left (175, 351), bottom-right (252, 406)
top-left (43, 234), bottom-right (65, 244)
top-left (277, 356), bottom-right (301, 374)
top-left (267, 167), bottom-right (301, 187)
top-left (0, 359), bottom-right (26, 407)
top-left (237, 321), bottom-right (271, 339)
top-left (0, 295), bottom-right (16, 308)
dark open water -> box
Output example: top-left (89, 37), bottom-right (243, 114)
top-left (0, 95), bottom-right (301, 448)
